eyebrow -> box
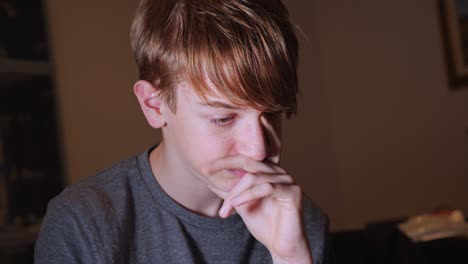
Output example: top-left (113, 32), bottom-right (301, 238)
top-left (199, 100), bottom-right (241, 110)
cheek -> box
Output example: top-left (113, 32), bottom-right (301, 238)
top-left (192, 130), bottom-right (235, 174)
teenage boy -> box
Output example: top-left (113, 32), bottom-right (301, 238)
top-left (35, 0), bottom-right (332, 263)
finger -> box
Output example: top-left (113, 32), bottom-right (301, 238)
top-left (218, 173), bottom-right (293, 218)
top-left (233, 184), bottom-right (303, 209)
top-left (228, 173), bottom-right (293, 203)
top-left (233, 184), bottom-right (303, 216)
top-left (210, 155), bottom-right (286, 175)
top-left (231, 182), bottom-right (274, 207)
top-left (271, 184), bottom-right (303, 208)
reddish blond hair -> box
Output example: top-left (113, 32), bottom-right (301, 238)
top-left (130, 0), bottom-right (299, 116)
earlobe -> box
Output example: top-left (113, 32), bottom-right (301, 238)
top-left (133, 80), bottom-right (167, 128)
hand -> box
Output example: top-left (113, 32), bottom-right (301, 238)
top-left (210, 156), bottom-right (313, 264)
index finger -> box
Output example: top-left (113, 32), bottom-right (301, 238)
top-left (209, 155), bottom-right (285, 175)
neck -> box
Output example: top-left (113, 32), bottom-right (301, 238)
top-left (149, 142), bottom-right (223, 217)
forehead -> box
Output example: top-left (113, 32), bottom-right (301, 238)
top-left (177, 80), bottom-right (243, 109)
top-left (174, 71), bottom-right (290, 114)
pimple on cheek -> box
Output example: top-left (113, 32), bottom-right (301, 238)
top-left (199, 164), bottom-right (213, 176)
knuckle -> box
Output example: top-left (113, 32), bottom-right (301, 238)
top-left (283, 174), bottom-right (294, 184)
top-left (274, 165), bottom-right (287, 174)
top-left (291, 184), bottom-right (302, 195)
top-left (261, 182), bottom-right (274, 194)
top-left (244, 173), bottom-right (255, 185)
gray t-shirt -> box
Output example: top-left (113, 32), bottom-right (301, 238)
top-left (35, 147), bottom-right (332, 263)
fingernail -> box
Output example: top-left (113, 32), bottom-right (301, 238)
top-left (219, 204), bottom-right (226, 218)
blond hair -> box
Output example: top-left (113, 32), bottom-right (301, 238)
top-left (130, 0), bottom-right (299, 116)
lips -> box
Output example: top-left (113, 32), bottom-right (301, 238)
top-left (229, 169), bottom-right (247, 177)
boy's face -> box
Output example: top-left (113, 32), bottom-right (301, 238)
top-left (161, 82), bottom-right (282, 198)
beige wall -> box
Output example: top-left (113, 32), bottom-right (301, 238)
top-left (46, 0), bottom-right (468, 230)
top-left (46, 0), bottom-right (160, 185)
top-left (285, 0), bottom-right (468, 230)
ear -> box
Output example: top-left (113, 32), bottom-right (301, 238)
top-left (133, 80), bottom-right (167, 128)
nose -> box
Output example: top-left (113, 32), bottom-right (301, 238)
top-left (236, 118), bottom-right (268, 161)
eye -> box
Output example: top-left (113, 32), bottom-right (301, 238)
top-left (210, 115), bottom-right (235, 127)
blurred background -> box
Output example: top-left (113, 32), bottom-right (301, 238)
top-left (0, 0), bottom-right (467, 263)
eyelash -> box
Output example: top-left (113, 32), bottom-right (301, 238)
top-left (209, 111), bottom-right (283, 127)
top-left (210, 115), bottom-right (235, 127)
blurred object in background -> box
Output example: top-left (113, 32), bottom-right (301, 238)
top-left (2, 77), bottom-right (63, 224)
top-left (0, 0), bottom-right (64, 263)
top-left (0, 124), bottom-right (8, 226)
top-left (332, 213), bottom-right (468, 264)
top-left (398, 209), bottom-right (468, 242)
top-left (0, 0), bottom-right (49, 61)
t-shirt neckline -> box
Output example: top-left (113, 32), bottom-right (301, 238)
top-left (137, 145), bottom-right (244, 230)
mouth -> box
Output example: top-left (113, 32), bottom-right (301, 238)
top-left (228, 169), bottom-right (248, 177)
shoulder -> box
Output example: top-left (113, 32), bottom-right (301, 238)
top-left (302, 195), bottom-right (329, 233)
top-left (45, 154), bottom-right (143, 235)
top-left (35, 155), bottom-right (141, 263)
top-left (51, 155), bottom-right (140, 215)
top-left (302, 195), bottom-right (332, 264)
